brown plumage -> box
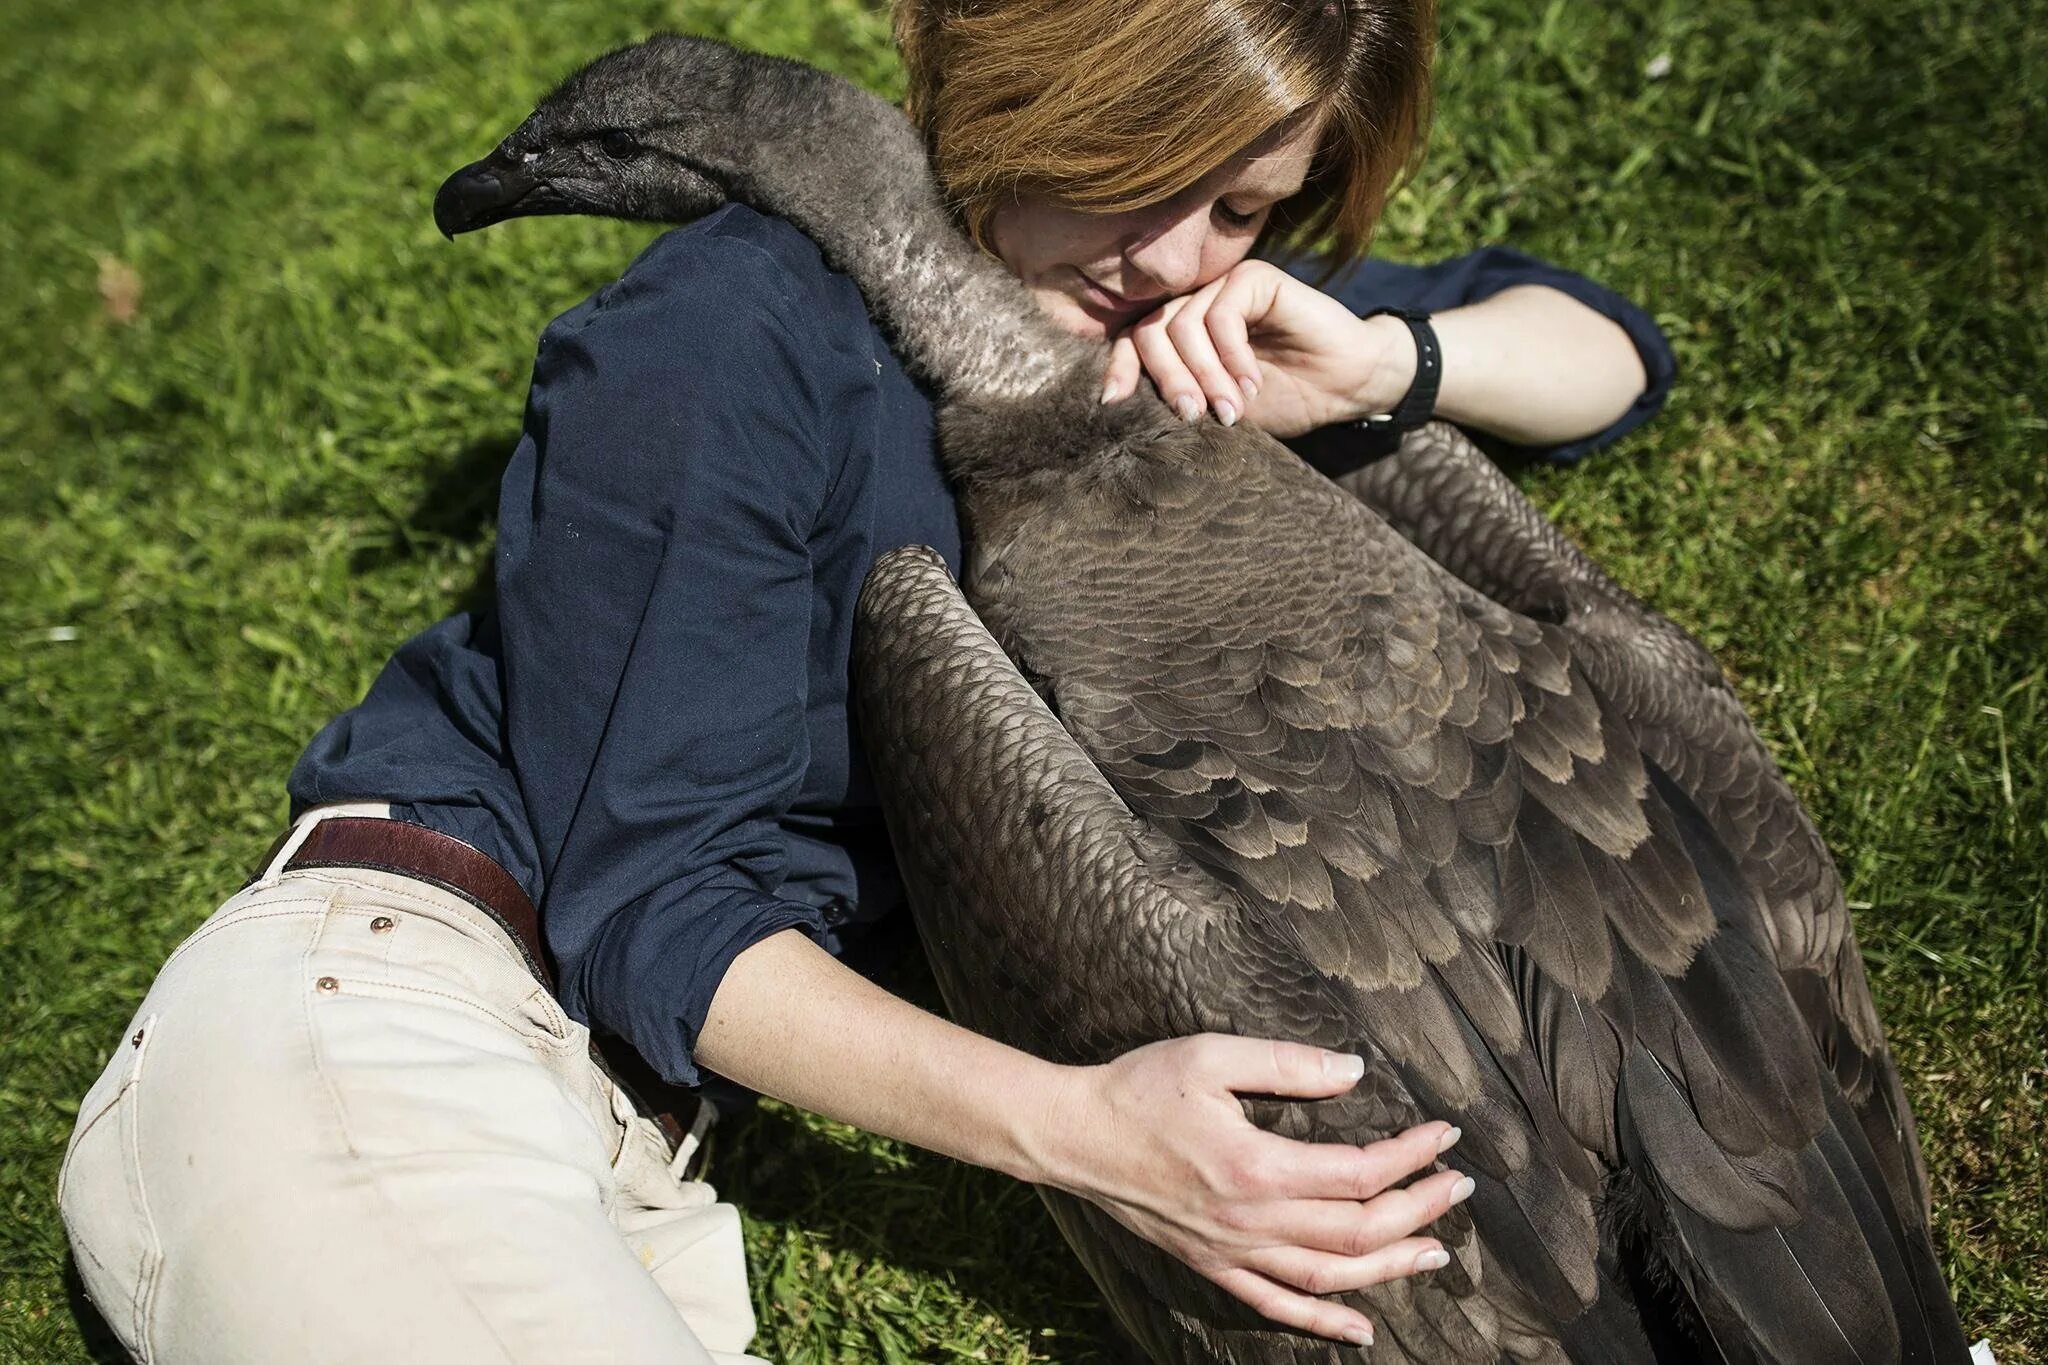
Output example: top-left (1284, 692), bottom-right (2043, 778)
top-left (440, 35), bottom-right (1967, 1362)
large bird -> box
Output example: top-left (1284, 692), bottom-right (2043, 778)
top-left (434, 35), bottom-right (1968, 1363)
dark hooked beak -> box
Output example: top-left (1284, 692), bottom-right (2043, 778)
top-left (434, 149), bottom-right (561, 238)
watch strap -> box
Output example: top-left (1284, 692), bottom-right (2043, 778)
top-left (1355, 308), bottom-right (1441, 432)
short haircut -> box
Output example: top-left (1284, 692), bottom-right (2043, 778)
top-left (894, 0), bottom-right (1435, 272)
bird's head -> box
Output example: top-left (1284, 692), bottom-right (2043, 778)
top-left (432, 35), bottom-right (1068, 407)
top-left (433, 34), bottom-right (806, 237)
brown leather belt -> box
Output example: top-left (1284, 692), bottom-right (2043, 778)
top-left (262, 816), bottom-right (708, 1157)
top-left (283, 816), bottom-right (560, 990)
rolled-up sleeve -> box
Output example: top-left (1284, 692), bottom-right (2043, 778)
top-left (493, 229), bottom-right (865, 1085)
top-left (1278, 245), bottom-right (1677, 462)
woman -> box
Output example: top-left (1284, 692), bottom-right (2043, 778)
top-left (59, 1), bottom-right (1672, 1361)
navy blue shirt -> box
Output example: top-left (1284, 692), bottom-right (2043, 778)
top-left (291, 204), bottom-right (1675, 1086)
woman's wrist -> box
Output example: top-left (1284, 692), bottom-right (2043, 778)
top-left (1001, 1059), bottom-right (1072, 1189)
top-left (1008, 1058), bottom-right (1124, 1196)
top-left (979, 1052), bottom-right (1091, 1187)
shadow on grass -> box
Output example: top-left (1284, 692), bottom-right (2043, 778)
top-left (716, 1103), bottom-right (1121, 1358)
top-left (350, 432), bottom-right (515, 572)
top-left (707, 929), bottom-right (1123, 1357)
top-left (62, 1257), bottom-right (132, 1365)
top-left (350, 432), bottom-right (518, 615)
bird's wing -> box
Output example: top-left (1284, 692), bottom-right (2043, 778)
top-left (1323, 422), bottom-right (1924, 1216)
top-left (852, 544), bottom-right (1519, 1364)
top-left (963, 448), bottom-right (1644, 1340)
top-left (970, 430), bottom-right (1955, 1362)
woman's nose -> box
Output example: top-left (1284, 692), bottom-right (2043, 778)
top-left (1123, 205), bottom-right (1211, 298)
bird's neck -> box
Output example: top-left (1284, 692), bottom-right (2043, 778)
top-left (729, 75), bottom-right (1097, 406)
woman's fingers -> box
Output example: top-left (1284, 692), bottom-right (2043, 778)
top-left (1189, 1034), bottom-right (1376, 1099)
top-left (1070, 1036), bottom-right (1478, 1347)
top-left (1121, 284), bottom-right (1249, 424)
top-left (1206, 1266), bottom-right (1378, 1347)
top-left (1161, 283), bottom-right (1252, 424)
top-left (1224, 1158), bottom-right (1470, 1254)
top-left (1248, 1120), bottom-right (1465, 1202)
top-left (1239, 1165), bottom-right (1476, 1259)
top-left (1204, 265), bottom-right (1273, 397)
top-left (1103, 335), bottom-right (1144, 403)
top-left (1245, 1237), bottom-right (1454, 1298)
top-left (1130, 300), bottom-right (1205, 421)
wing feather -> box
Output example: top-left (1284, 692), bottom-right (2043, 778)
top-left (1327, 422), bottom-right (1925, 1216)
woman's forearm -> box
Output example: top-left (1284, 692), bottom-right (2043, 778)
top-left (1361, 284), bottom-right (1650, 446)
top-left (695, 926), bottom-right (1472, 1345)
top-left (693, 927), bottom-right (1063, 1182)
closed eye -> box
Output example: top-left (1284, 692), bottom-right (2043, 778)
top-left (1213, 200), bottom-right (1264, 229)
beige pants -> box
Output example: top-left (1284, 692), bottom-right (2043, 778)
top-left (58, 806), bottom-right (765, 1364)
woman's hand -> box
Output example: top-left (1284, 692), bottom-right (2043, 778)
top-left (1101, 259), bottom-right (1416, 440)
top-left (1103, 262), bottom-right (1655, 447)
top-left (700, 935), bottom-right (1468, 1346)
top-left (1030, 1033), bottom-right (1472, 1347)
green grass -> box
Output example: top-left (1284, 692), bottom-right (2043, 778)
top-left (1, 0), bottom-right (2041, 1358)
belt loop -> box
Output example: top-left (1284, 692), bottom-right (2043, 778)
top-left (252, 801), bottom-right (396, 889)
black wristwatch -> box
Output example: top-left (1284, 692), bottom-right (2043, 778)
top-left (1353, 308), bottom-right (1441, 433)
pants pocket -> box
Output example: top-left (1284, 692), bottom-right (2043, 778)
top-left (59, 1013), bottom-right (165, 1361)
top-left (314, 898), bottom-right (573, 1051)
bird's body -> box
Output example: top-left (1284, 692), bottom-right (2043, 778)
top-left (437, 35), bottom-right (1967, 1361)
top-left (912, 385), bottom-right (1958, 1363)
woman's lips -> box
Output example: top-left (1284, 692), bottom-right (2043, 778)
top-left (1073, 270), bottom-right (1166, 325)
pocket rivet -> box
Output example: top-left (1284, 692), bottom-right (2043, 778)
top-left (130, 1029), bottom-right (145, 1047)
top-left (369, 916), bottom-right (396, 934)
top-left (315, 976), bottom-right (339, 994)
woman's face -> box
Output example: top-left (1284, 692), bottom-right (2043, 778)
top-left (987, 115), bottom-right (1324, 339)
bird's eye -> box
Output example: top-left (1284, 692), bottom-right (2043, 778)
top-left (598, 130), bottom-right (638, 159)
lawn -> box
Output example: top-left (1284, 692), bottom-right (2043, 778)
top-left (0, 0), bottom-right (2041, 1359)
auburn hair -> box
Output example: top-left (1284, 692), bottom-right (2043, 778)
top-left (893, 0), bottom-right (1435, 270)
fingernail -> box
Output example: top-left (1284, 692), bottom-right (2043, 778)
top-left (1323, 1052), bottom-right (1366, 1082)
top-left (1174, 395), bottom-right (1202, 423)
top-left (1238, 373), bottom-right (1260, 399)
top-left (1102, 378), bottom-right (1123, 403)
top-left (1347, 1321), bottom-right (1374, 1346)
top-left (1415, 1248), bottom-right (1451, 1272)
top-left (1215, 400), bottom-right (1238, 427)
top-left (1436, 1125), bottom-right (1462, 1154)
top-left (1449, 1175), bottom-right (1475, 1206)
